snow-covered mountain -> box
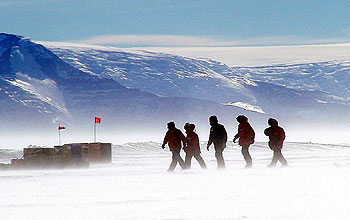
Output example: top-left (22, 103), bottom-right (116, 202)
top-left (43, 42), bottom-right (256, 105)
top-left (232, 61), bottom-right (350, 98)
top-left (0, 33), bottom-right (237, 139)
top-left (44, 41), bottom-right (350, 119)
top-left (2, 33), bottom-right (350, 145)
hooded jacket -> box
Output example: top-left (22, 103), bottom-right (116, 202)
top-left (208, 123), bottom-right (228, 146)
top-left (264, 119), bottom-right (285, 149)
top-left (185, 129), bottom-right (201, 154)
top-left (234, 116), bottom-right (255, 146)
top-left (163, 128), bottom-right (186, 151)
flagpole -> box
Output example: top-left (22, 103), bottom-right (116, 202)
top-left (58, 125), bottom-right (61, 146)
top-left (94, 122), bottom-right (96, 143)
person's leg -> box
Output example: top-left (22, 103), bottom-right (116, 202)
top-left (184, 152), bottom-right (192, 169)
top-left (241, 145), bottom-right (252, 167)
top-left (194, 153), bottom-right (207, 169)
top-left (168, 150), bottom-right (178, 171)
top-left (268, 149), bottom-right (278, 167)
top-left (173, 148), bottom-right (185, 169)
top-left (215, 145), bottom-right (225, 168)
top-left (276, 149), bottom-right (288, 166)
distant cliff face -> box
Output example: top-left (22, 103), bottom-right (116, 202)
top-left (0, 33), bottom-right (239, 136)
top-left (44, 41), bottom-right (350, 118)
top-left (2, 33), bottom-right (350, 139)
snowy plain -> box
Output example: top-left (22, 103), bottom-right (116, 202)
top-left (1, 141), bottom-right (350, 220)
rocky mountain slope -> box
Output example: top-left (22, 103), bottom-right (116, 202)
top-left (0, 34), bottom-right (235, 137)
top-left (2, 33), bottom-right (350, 144)
top-left (44, 41), bottom-right (350, 118)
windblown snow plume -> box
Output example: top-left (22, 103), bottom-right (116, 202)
top-left (6, 72), bottom-right (69, 115)
top-left (222, 102), bottom-right (265, 114)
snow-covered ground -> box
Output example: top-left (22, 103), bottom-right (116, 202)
top-left (1, 141), bottom-right (350, 220)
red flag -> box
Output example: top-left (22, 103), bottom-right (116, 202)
top-left (58, 126), bottom-right (65, 130)
top-left (95, 117), bottom-right (101, 123)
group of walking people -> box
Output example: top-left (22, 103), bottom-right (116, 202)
top-left (161, 115), bottom-right (288, 171)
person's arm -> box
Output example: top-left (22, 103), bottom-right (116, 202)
top-left (194, 133), bottom-right (200, 148)
top-left (161, 131), bottom-right (169, 149)
top-left (207, 128), bottom-right (213, 151)
top-left (233, 124), bottom-right (240, 143)
top-left (281, 128), bottom-right (285, 141)
top-left (264, 128), bottom-right (270, 136)
top-left (223, 125), bottom-right (228, 144)
top-left (278, 128), bottom-right (286, 145)
top-left (207, 139), bottom-right (213, 150)
top-left (179, 130), bottom-right (187, 148)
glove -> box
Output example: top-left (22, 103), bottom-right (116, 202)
top-left (161, 144), bottom-right (165, 149)
top-left (233, 138), bottom-right (237, 143)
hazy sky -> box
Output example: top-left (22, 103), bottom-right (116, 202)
top-left (1, 0), bottom-right (350, 46)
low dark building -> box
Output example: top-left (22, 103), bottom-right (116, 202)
top-left (1, 142), bottom-right (112, 170)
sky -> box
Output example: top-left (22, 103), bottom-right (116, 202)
top-left (1, 0), bottom-right (350, 47)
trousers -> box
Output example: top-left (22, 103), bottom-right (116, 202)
top-left (269, 148), bottom-right (288, 166)
top-left (241, 145), bottom-right (252, 166)
top-left (168, 148), bottom-right (185, 171)
top-left (184, 151), bottom-right (207, 169)
top-left (214, 144), bottom-right (226, 168)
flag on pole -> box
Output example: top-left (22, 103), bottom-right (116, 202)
top-left (95, 117), bottom-right (101, 124)
top-left (58, 125), bottom-right (65, 146)
top-left (94, 117), bottom-right (101, 143)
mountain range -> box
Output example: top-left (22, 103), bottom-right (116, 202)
top-left (43, 40), bottom-right (350, 118)
top-left (1, 33), bottom-right (350, 145)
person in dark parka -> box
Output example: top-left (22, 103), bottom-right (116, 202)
top-left (233, 115), bottom-right (255, 167)
top-left (162, 121), bottom-right (187, 171)
top-left (207, 115), bottom-right (228, 168)
top-left (264, 118), bottom-right (288, 167)
top-left (183, 123), bottom-right (207, 169)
